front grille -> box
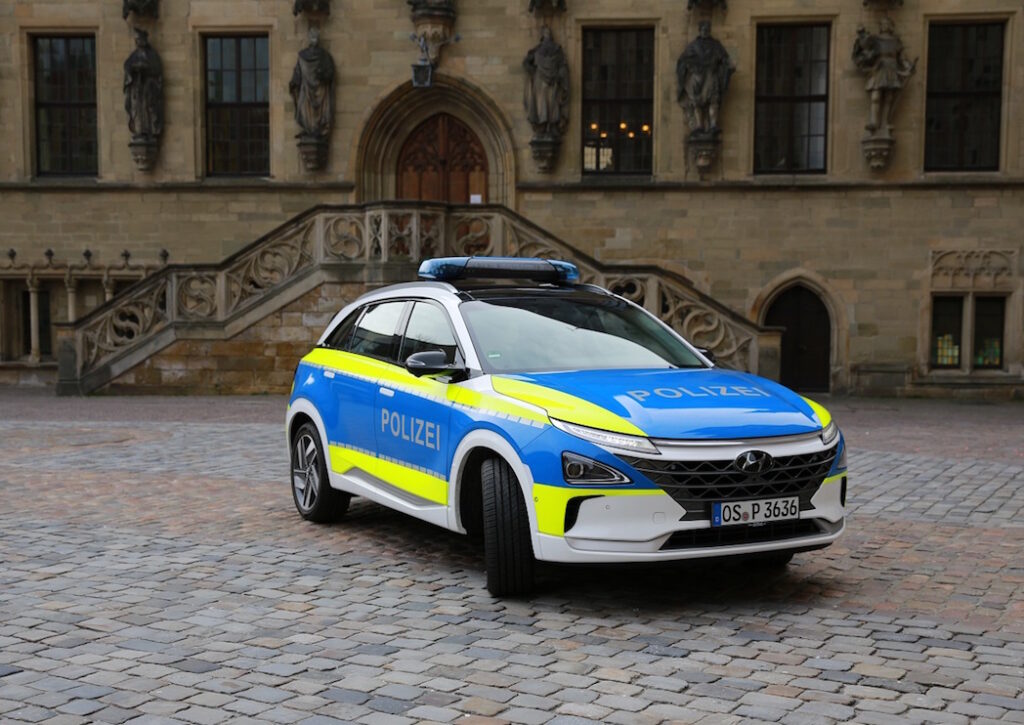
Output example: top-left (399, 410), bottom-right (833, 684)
top-left (660, 519), bottom-right (824, 550)
top-left (621, 446), bottom-right (837, 519)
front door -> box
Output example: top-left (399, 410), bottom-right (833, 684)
top-left (397, 113), bottom-right (488, 203)
top-left (764, 285), bottom-right (832, 392)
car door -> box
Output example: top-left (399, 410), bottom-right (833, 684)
top-left (323, 300), bottom-right (408, 478)
top-left (373, 300), bottom-right (460, 505)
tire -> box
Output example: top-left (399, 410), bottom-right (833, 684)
top-left (481, 457), bottom-right (535, 597)
top-left (291, 422), bottom-right (350, 523)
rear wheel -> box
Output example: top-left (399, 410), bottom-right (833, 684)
top-left (291, 422), bottom-right (350, 523)
top-left (481, 458), bottom-right (535, 597)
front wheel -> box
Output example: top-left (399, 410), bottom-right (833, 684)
top-left (481, 458), bottom-right (535, 597)
top-left (291, 422), bottom-right (350, 523)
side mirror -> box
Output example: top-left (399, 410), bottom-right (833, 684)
top-left (405, 350), bottom-right (464, 378)
top-left (697, 347), bottom-right (717, 365)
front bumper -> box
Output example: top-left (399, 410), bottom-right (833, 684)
top-left (534, 476), bottom-right (845, 562)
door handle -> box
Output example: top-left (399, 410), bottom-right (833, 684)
top-left (379, 387), bottom-right (395, 397)
top-left (323, 370), bottom-right (336, 379)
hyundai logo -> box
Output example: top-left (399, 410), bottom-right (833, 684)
top-left (734, 450), bottom-right (775, 475)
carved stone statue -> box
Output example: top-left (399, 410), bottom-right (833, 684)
top-left (676, 21), bottom-right (734, 137)
top-left (123, 28), bottom-right (163, 171)
top-left (122, 0), bottom-right (158, 19)
top-left (293, 0), bottom-right (330, 15)
top-left (289, 28), bottom-right (335, 171)
top-left (529, 0), bottom-right (567, 12)
top-left (523, 26), bottom-right (569, 172)
top-left (853, 18), bottom-right (916, 136)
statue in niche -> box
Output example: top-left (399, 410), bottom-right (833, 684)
top-left (852, 17), bottom-right (916, 137)
top-left (122, 0), bottom-right (158, 19)
top-left (676, 21), bottom-right (734, 137)
top-left (289, 27), bottom-right (336, 170)
top-left (293, 0), bottom-right (330, 15)
top-left (523, 27), bottom-right (569, 139)
top-left (124, 28), bottom-right (163, 169)
top-left (529, 0), bottom-right (567, 12)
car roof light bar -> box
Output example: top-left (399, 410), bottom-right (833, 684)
top-left (418, 256), bottom-right (581, 284)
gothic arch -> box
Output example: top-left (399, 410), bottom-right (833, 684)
top-left (751, 269), bottom-right (850, 393)
top-left (352, 74), bottom-right (516, 205)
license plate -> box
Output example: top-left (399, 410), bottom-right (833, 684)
top-left (712, 497), bottom-right (799, 527)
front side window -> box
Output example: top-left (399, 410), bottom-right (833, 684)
top-left (755, 24), bottom-right (829, 174)
top-left (400, 303), bottom-right (459, 364)
top-left (34, 36), bottom-right (98, 176)
top-left (582, 28), bottom-right (655, 175)
top-left (461, 294), bottom-right (704, 374)
top-left (925, 22), bottom-right (1005, 172)
top-left (348, 302), bottom-right (406, 361)
top-left (205, 35), bottom-right (270, 176)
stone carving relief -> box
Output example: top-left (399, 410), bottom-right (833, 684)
top-left (931, 250), bottom-right (1017, 291)
top-left (289, 27), bottom-right (336, 172)
top-left (82, 278), bottom-right (169, 368)
top-left (177, 274), bottom-right (217, 319)
top-left (408, 0), bottom-right (457, 67)
top-left (852, 17), bottom-right (917, 170)
top-left (123, 28), bottom-right (164, 171)
top-left (122, 0), bottom-right (158, 19)
top-left (677, 21), bottom-right (734, 174)
top-left (293, 0), bottom-right (330, 16)
top-left (523, 27), bottom-right (569, 173)
top-left (225, 220), bottom-right (316, 314)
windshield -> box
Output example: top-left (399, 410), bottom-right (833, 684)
top-left (461, 294), bottom-right (706, 373)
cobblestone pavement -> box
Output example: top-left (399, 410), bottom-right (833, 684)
top-left (0, 390), bottom-right (1022, 725)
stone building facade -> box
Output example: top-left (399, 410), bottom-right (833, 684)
top-left (1, 0), bottom-right (1022, 396)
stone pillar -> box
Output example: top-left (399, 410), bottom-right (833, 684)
top-left (27, 278), bottom-right (41, 363)
top-left (103, 276), bottom-right (115, 302)
top-left (0, 279), bottom-right (6, 362)
top-left (66, 277), bottom-right (78, 322)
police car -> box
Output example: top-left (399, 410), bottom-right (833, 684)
top-left (287, 257), bottom-right (847, 596)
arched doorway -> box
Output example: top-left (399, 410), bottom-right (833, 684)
top-left (397, 113), bottom-right (488, 203)
top-left (764, 285), bottom-right (832, 392)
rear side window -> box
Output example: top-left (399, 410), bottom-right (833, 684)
top-left (348, 301), bottom-right (407, 361)
top-left (322, 309), bottom-right (361, 350)
top-left (400, 302), bottom-right (459, 364)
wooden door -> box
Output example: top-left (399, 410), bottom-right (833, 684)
top-left (765, 285), bottom-right (831, 392)
top-left (397, 114), bottom-right (488, 203)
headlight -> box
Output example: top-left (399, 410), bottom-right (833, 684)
top-left (821, 421), bottom-right (839, 446)
top-left (551, 418), bottom-right (659, 454)
top-left (562, 452), bottom-right (630, 485)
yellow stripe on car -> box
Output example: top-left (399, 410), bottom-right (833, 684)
top-left (329, 444), bottom-right (448, 505)
top-left (532, 482), bottom-right (668, 536)
top-left (800, 396), bottom-right (833, 429)
top-left (493, 376), bottom-right (647, 436)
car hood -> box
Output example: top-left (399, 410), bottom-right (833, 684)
top-left (492, 368), bottom-right (827, 440)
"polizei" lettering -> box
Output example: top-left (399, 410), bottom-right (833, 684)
top-left (381, 408), bottom-right (441, 450)
top-left (627, 386), bottom-right (771, 403)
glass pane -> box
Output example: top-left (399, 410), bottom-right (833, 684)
top-left (207, 38), bottom-right (221, 70)
top-left (349, 302), bottom-right (406, 360)
top-left (34, 36), bottom-right (97, 176)
top-left (973, 297), bottom-right (1004, 369)
top-left (401, 303), bottom-right (459, 363)
top-left (931, 296), bottom-right (963, 368)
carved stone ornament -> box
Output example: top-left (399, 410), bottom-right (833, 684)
top-left (408, 0), bottom-right (456, 66)
top-left (122, 0), bottom-right (158, 19)
top-left (293, 0), bottom-right (330, 16)
top-left (529, 0), bottom-right (566, 13)
top-left (931, 250), bottom-right (1017, 291)
top-left (523, 27), bottom-right (569, 173)
top-left (853, 17), bottom-right (917, 170)
top-left (123, 27), bottom-right (163, 171)
top-left (289, 27), bottom-right (336, 172)
top-left (687, 0), bottom-right (727, 10)
top-left (677, 21), bottom-right (734, 174)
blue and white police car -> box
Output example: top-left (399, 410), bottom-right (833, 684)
top-left (287, 257), bottom-right (847, 596)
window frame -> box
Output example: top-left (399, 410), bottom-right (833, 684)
top-left (202, 33), bottom-right (271, 178)
top-left (580, 26), bottom-right (656, 177)
top-left (753, 22), bottom-right (831, 176)
top-left (32, 34), bottom-right (98, 178)
top-left (923, 20), bottom-right (1006, 173)
top-left (928, 293), bottom-right (1008, 373)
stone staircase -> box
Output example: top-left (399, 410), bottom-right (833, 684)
top-left (56, 202), bottom-right (780, 395)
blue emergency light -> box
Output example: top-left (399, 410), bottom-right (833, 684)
top-left (418, 256), bottom-right (581, 284)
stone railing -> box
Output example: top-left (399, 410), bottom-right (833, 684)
top-left (57, 202), bottom-right (779, 394)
